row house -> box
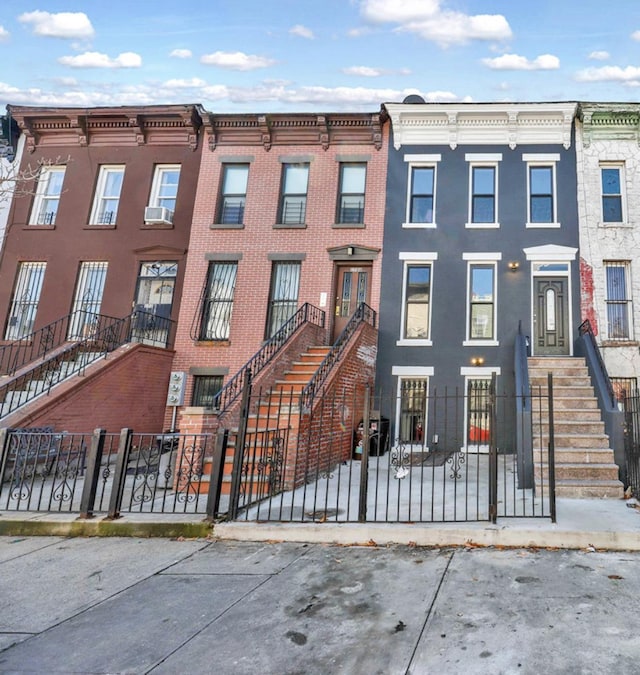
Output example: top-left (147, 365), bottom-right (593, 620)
top-left (576, 103), bottom-right (640, 399)
top-left (377, 100), bottom-right (581, 451)
top-left (170, 111), bottom-right (387, 431)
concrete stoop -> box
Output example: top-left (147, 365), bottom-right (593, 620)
top-left (528, 356), bottom-right (624, 499)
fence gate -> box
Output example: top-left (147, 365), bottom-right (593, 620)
top-left (227, 378), bottom-right (555, 523)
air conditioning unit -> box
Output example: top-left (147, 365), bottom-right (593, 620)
top-left (144, 206), bottom-right (174, 224)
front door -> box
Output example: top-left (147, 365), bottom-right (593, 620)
top-left (333, 265), bottom-right (371, 341)
top-left (534, 277), bottom-right (570, 355)
top-left (132, 261), bottom-right (177, 346)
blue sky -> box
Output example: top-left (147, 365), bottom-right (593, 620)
top-left (2, 0), bottom-right (640, 112)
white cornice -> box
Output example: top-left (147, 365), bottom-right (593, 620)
top-left (384, 102), bottom-right (576, 150)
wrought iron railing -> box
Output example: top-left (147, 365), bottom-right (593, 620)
top-left (301, 302), bottom-right (376, 409)
top-left (213, 303), bottom-right (325, 415)
top-left (578, 319), bottom-right (616, 407)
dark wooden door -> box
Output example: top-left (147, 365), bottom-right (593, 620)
top-left (534, 277), bottom-right (570, 355)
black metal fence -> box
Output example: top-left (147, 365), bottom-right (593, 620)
top-left (222, 381), bottom-right (556, 524)
top-left (623, 390), bottom-right (640, 497)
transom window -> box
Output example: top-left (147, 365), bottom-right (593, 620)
top-left (605, 261), bottom-right (632, 340)
top-left (218, 164), bottom-right (249, 225)
top-left (279, 163), bottom-right (309, 225)
top-left (29, 166), bottom-right (65, 225)
top-left (90, 165), bottom-right (124, 225)
top-left (337, 163), bottom-right (366, 224)
top-left (601, 165), bottom-right (624, 223)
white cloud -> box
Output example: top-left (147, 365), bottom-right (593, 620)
top-left (0, 26), bottom-right (9, 41)
top-left (347, 26), bottom-right (373, 37)
top-left (18, 11), bottom-right (94, 39)
top-left (170, 49), bottom-right (192, 59)
top-left (200, 51), bottom-right (275, 70)
top-left (289, 24), bottom-right (314, 39)
top-left (359, 0), bottom-right (511, 47)
top-left (343, 66), bottom-right (384, 77)
top-left (162, 77), bottom-right (207, 88)
top-left (58, 51), bottom-right (142, 69)
top-left (482, 53), bottom-right (560, 71)
top-left (575, 65), bottom-right (640, 85)
top-left (631, 30), bottom-right (640, 41)
top-left (588, 50), bottom-right (610, 61)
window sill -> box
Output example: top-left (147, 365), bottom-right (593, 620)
top-left (195, 340), bottom-right (231, 347)
top-left (273, 222), bottom-right (307, 229)
top-left (525, 222), bottom-right (561, 229)
top-left (465, 222), bottom-right (500, 229)
top-left (181, 406), bottom-right (221, 415)
top-left (141, 222), bottom-right (174, 230)
top-left (601, 340), bottom-right (638, 347)
top-left (598, 221), bottom-right (632, 228)
top-left (463, 340), bottom-right (499, 347)
top-left (332, 222), bottom-right (366, 229)
top-left (24, 224), bottom-right (55, 230)
top-left (84, 224), bottom-right (116, 230)
top-left (396, 339), bottom-right (432, 346)
top-left (402, 222), bottom-right (437, 229)
top-left (210, 222), bottom-right (245, 229)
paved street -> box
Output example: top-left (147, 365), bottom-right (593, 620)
top-left (0, 536), bottom-right (639, 674)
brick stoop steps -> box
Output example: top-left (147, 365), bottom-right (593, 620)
top-left (207, 345), bottom-right (331, 495)
top-left (528, 356), bottom-right (624, 499)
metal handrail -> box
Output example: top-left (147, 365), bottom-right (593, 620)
top-left (213, 303), bottom-right (325, 415)
top-left (578, 318), bottom-right (617, 407)
top-left (514, 320), bottom-right (531, 409)
top-left (301, 302), bottom-right (377, 409)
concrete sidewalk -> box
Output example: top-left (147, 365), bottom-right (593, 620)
top-left (0, 537), bottom-right (639, 674)
top-left (1, 496), bottom-right (639, 551)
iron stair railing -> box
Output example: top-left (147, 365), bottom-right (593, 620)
top-left (301, 302), bottom-right (376, 409)
top-left (578, 319), bottom-right (617, 407)
top-left (213, 303), bottom-right (325, 415)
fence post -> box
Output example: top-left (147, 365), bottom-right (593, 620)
top-left (0, 428), bottom-right (11, 502)
top-left (206, 429), bottom-right (229, 521)
top-left (358, 385), bottom-right (371, 522)
top-left (78, 428), bottom-right (106, 519)
top-left (547, 373), bottom-right (556, 523)
top-left (106, 428), bottom-right (133, 520)
top-left (488, 374), bottom-right (498, 524)
top-left (229, 369), bottom-right (252, 520)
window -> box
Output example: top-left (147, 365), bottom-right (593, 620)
top-left (68, 262), bottom-right (108, 339)
top-left (29, 166), bottom-right (65, 225)
top-left (409, 166), bottom-right (435, 224)
top-left (601, 165), bottom-right (624, 223)
top-left (4, 262), bottom-right (46, 339)
top-left (279, 163), bottom-right (309, 224)
top-left (468, 264), bottom-right (496, 341)
top-left (90, 165), bottom-right (124, 225)
top-left (218, 164), bottom-right (249, 225)
top-left (398, 378), bottom-right (428, 445)
top-left (192, 375), bottom-right (224, 408)
top-left (467, 377), bottom-right (491, 451)
top-left (265, 261), bottom-right (301, 338)
top-left (529, 166), bottom-right (554, 223)
top-left (337, 163), bottom-right (366, 224)
top-left (605, 261), bottom-right (632, 340)
top-left (471, 166), bottom-right (496, 224)
top-left (199, 262), bottom-right (238, 340)
top-left (402, 264), bottom-right (432, 340)
top-left (149, 164), bottom-right (180, 215)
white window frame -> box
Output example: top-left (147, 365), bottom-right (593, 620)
top-left (523, 153), bottom-right (560, 228)
top-left (397, 252), bottom-right (437, 346)
top-left (149, 164), bottom-right (181, 214)
top-left (403, 154), bottom-right (441, 228)
top-left (392, 366), bottom-right (434, 452)
top-left (29, 165), bottom-right (66, 225)
top-left (89, 165), bottom-right (125, 225)
top-left (600, 162), bottom-right (627, 225)
top-left (463, 253), bottom-right (500, 346)
top-left (604, 261), bottom-right (633, 341)
top-left (466, 154), bottom-right (501, 228)
top-left (459, 367), bottom-right (501, 454)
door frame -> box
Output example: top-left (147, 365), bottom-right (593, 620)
top-left (524, 244), bottom-right (577, 358)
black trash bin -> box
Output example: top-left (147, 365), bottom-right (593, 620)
top-left (353, 416), bottom-right (389, 458)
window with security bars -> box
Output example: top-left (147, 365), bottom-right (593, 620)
top-left (279, 164), bottom-right (309, 224)
top-left (611, 377), bottom-right (638, 409)
top-left (265, 261), bottom-right (301, 338)
top-left (218, 164), bottom-right (249, 225)
top-left (29, 166), bottom-right (65, 225)
top-left (192, 375), bottom-right (224, 408)
top-left (467, 378), bottom-right (491, 448)
top-left (337, 163), bottom-right (366, 224)
top-left (67, 262), bottom-right (108, 339)
top-left (399, 378), bottom-right (427, 444)
top-left (199, 262), bottom-right (237, 340)
top-left (4, 262), bottom-right (46, 339)
top-left (605, 261), bottom-right (632, 340)
top-left (89, 165), bottom-right (124, 225)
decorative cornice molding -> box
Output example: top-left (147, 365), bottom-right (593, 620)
top-left (384, 102), bottom-right (577, 150)
top-left (577, 102), bottom-right (640, 148)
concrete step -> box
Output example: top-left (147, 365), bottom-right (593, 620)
top-left (535, 463), bottom-right (621, 481)
top-left (533, 434), bottom-right (612, 448)
top-left (552, 479), bottom-right (624, 499)
top-left (534, 447), bottom-right (616, 463)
